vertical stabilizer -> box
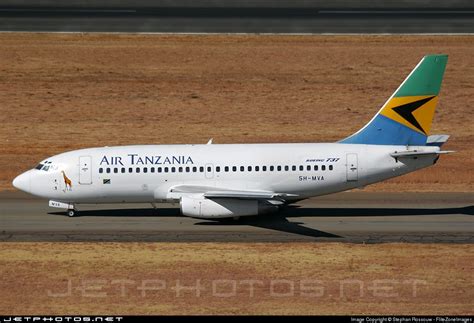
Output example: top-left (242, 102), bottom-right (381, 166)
top-left (340, 55), bottom-right (448, 145)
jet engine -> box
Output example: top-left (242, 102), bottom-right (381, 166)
top-left (180, 196), bottom-right (277, 219)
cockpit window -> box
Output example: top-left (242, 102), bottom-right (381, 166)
top-left (35, 161), bottom-right (52, 171)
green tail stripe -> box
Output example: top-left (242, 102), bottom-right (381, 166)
top-left (394, 54), bottom-right (448, 97)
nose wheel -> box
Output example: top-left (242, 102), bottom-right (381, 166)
top-left (67, 209), bottom-right (77, 217)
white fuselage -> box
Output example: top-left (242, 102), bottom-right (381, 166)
top-left (15, 143), bottom-right (438, 206)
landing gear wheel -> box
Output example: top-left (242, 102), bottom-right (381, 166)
top-left (67, 209), bottom-right (77, 217)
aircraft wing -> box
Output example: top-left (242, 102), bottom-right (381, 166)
top-left (204, 190), bottom-right (296, 200)
top-left (168, 184), bottom-right (297, 203)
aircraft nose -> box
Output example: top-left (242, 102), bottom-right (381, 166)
top-left (12, 171), bottom-right (31, 193)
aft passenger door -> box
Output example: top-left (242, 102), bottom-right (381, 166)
top-left (346, 153), bottom-right (358, 181)
top-left (79, 156), bottom-right (92, 184)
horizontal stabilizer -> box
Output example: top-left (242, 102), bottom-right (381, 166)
top-left (390, 150), bottom-right (453, 158)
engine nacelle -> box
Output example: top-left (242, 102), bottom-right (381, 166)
top-left (180, 196), bottom-right (276, 219)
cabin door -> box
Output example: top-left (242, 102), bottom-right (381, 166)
top-left (346, 153), bottom-right (358, 182)
top-left (79, 156), bottom-right (92, 184)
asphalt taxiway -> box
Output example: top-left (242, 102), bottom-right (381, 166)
top-left (1, 1), bottom-right (474, 33)
top-left (0, 191), bottom-right (472, 243)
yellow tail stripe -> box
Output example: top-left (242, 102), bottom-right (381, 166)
top-left (380, 95), bottom-right (438, 135)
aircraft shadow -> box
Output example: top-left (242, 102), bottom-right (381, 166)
top-left (48, 207), bottom-right (341, 239)
top-left (48, 208), bottom-right (181, 217)
top-left (49, 205), bottom-right (473, 218)
top-left (193, 205), bottom-right (472, 238)
top-left (280, 205), bottom-right (474, 217)
top-left (48, 205), bottom-right (472, 239)
top-left (195, 215), bottom-right (341, 239)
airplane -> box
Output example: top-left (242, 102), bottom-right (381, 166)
top-left (12, 54), bottom-right (452, 218)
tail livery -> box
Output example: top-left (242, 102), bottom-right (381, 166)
top-left (341, 55), bottom-right (448, 146)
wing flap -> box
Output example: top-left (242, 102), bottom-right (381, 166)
top-left (204, 191), bottom-right (297, 200)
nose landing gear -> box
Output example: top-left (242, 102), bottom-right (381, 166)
top-left (67, 209), bottom-right (77, 217)
top-left (49, 200), bottom-right (78, 217)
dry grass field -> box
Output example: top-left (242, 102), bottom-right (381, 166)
top-left (0, 34), bottom-right (473, 192)
top-left (0, 242), bottom-right (472, 315)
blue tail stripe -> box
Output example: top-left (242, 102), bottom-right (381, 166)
top-left (340, 114), bottom-right (427, 145)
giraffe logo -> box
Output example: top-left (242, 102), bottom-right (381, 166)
top-left (61, 171), bottom-right (72, 191)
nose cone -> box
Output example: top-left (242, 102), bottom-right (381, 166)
top-left (12, 171), bottom-right (31, 193)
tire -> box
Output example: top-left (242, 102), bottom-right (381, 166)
top-left (67, 209), bottom-right (76, 217)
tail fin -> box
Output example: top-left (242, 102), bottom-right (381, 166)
top-left (340, 54), bottom-right (448, 145)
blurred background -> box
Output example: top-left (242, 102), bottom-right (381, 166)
top-left (1, 0), bottom-right (474, 33)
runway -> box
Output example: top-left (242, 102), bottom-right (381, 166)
top-left (1, 7), bottom-right (474, 33)
top-left (0, 191), bottom-right (472, 243)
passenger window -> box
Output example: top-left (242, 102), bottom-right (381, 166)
top-left (164, 167), bottom-right (169, 173)
top-left (262, 166), bottom-right (267, 171)
top-left (171, 167), bottom-right (176, 173)
top-left (158, 167), bottom-right (162, 173)
top-left (299, 165), bottom-right (304, 171)
top-left (225, 166), bottom-right (229, 172)
top-left (277, 166), bottom-right (282, 171)
top-left (240, 166), bottom-right (244, 172)
top-left (186, 167), bottom-right (190, 173)
top-left (255, 166), bottom-right (259, 171)
top-left (99, 168), bottom-right (103, 174)
top-left (193, 167), bottom-right (197, 172)
top-left (322, 165), bottom-right (326, 171)
top-left (136, 167), bottom-right (140, 173)
top-left (179, 167), bottom-right (183, 172)
top-left (292, 165), bottom-right (296, 171)
top-left (207, 166), bottom-right (212, 172)
top-left (216, 166), bottom-right (221, 172)
top-left (248, 166), bottom-right (252, 172)
top-left (314, 165), bottom-right (318, 171)
top-left (270, 166), bottom-right (274, 171)
top-left (307, 165), bottom-right (311, 171)
top-left (106, 168), bottom-right (111, 173)
top-left (284, 166), bottom-right (289, 171)
top-left (232, 166), bottom-right (237, 172)
top-left (121, 168), bottom-right (125, 173)
top-left (150, 167), bottom-right (155, 173)
top-left (143, 167), bottom-right (148, 173)
top-left (129, 167), bottom-right (133, 173)
top-left (113, 168), bottom-right (118, 173)
top-left (199, 166), bottom-right (204, 172)
top-left (329, 165), bottom-right (333, 171)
